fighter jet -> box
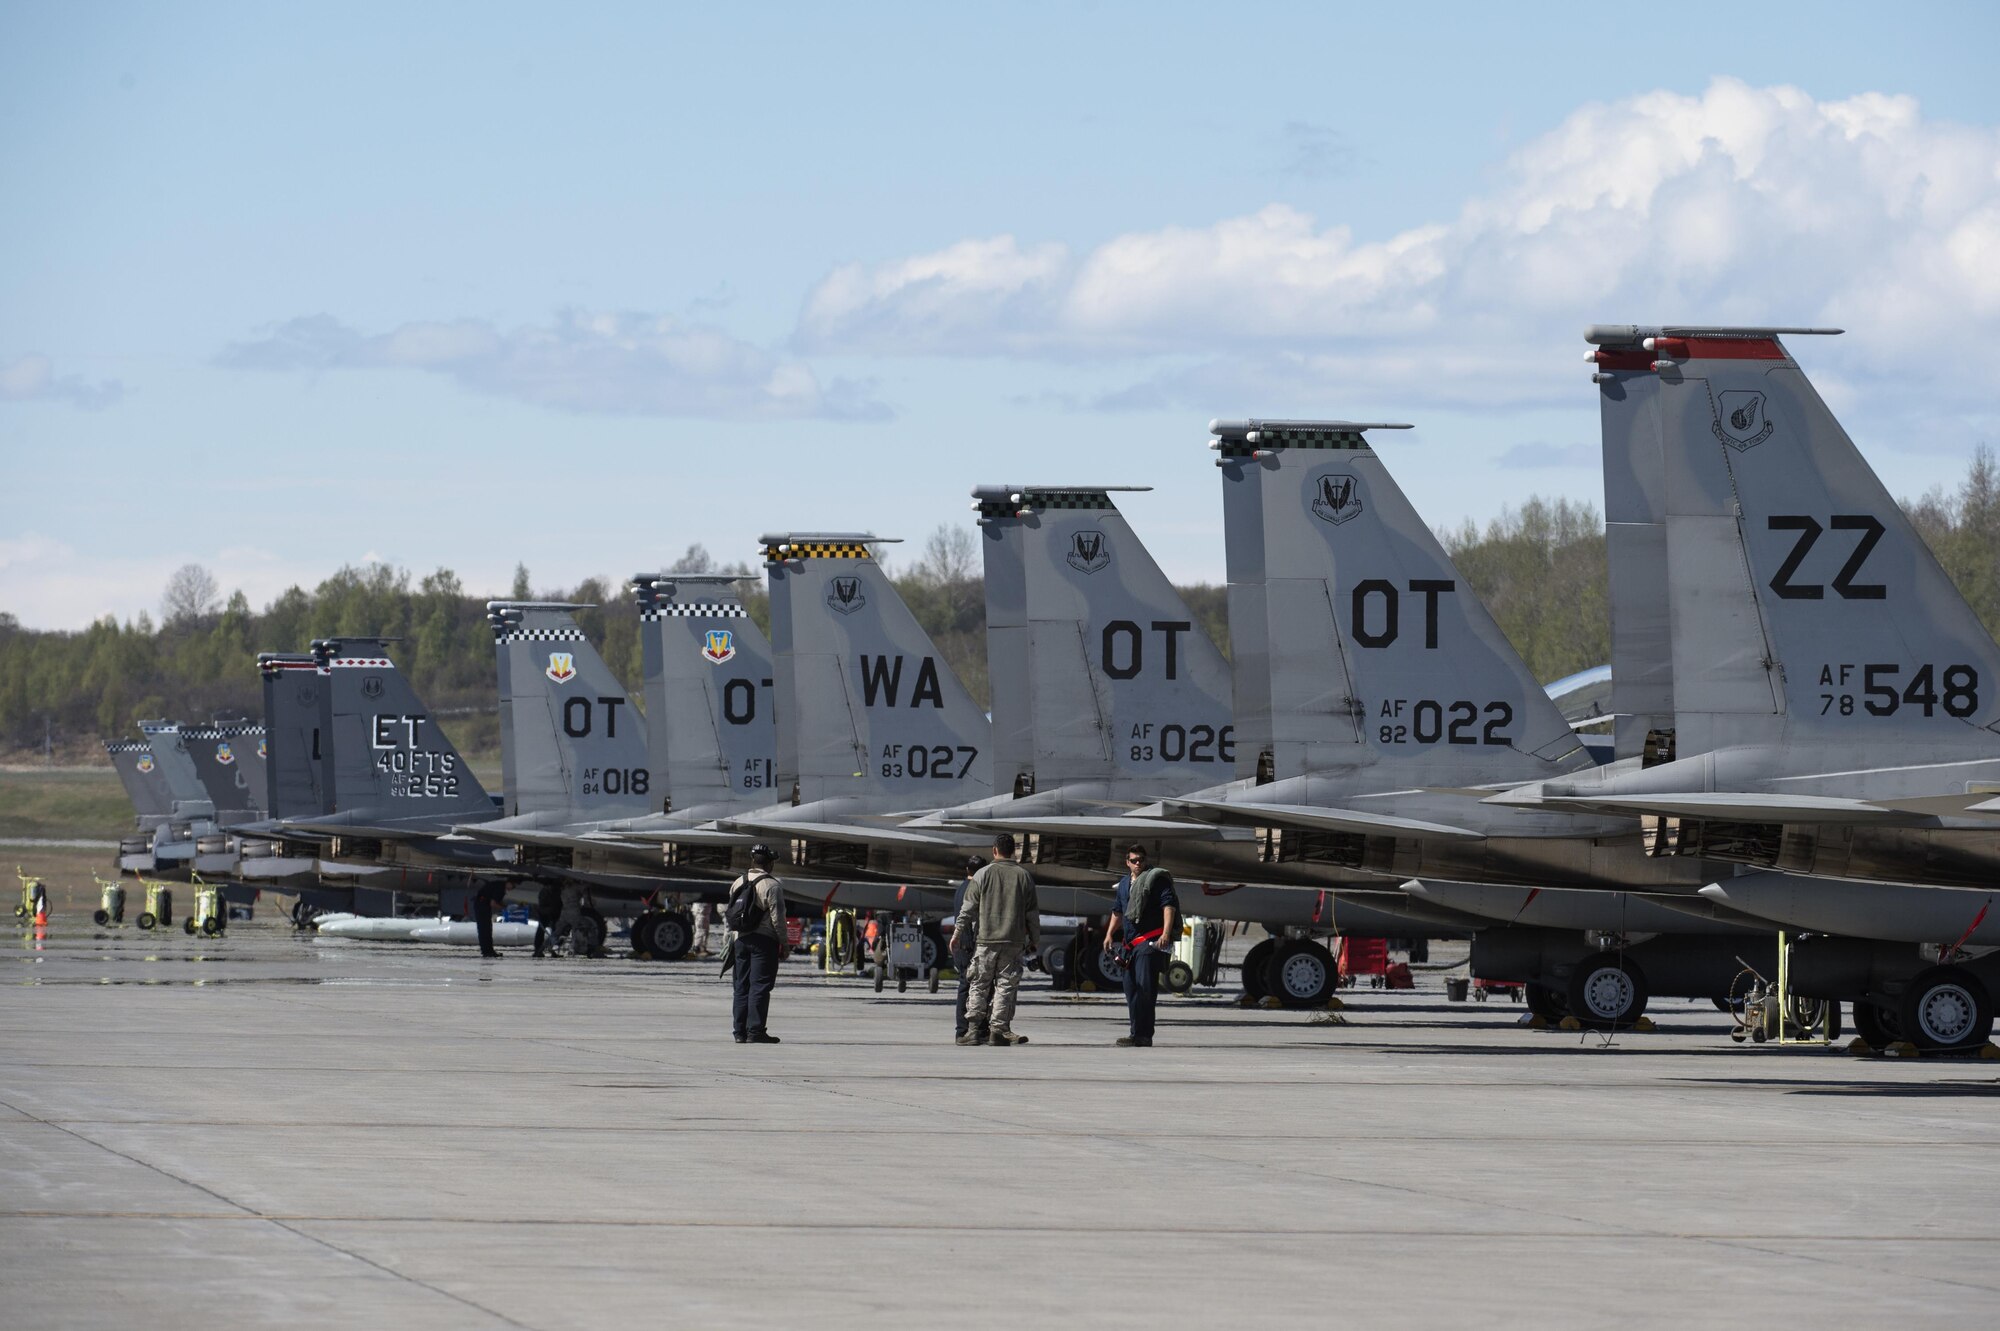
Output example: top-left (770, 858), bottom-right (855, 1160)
top-left (1489, 325), bottom-right (2000, 1048)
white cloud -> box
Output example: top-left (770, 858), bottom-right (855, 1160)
top-left (791, 79), bottom-right (2000, 420)
top-left (0, 353), bottom-right (124, 409)
top-left (219, 309), bottom-right (888, 421)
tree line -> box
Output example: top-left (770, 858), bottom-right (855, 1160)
top-left (4, 455), bottom-right (1995, 760)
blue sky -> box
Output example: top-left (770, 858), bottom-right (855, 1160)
top-left (5, 2), bottom-right (1999, 628)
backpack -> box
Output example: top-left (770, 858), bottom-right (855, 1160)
top-left (724, 873), bottom-right (769, 933)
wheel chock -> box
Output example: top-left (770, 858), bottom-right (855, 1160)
top-left (1236, 993), bottom-right (1257, 1008)
top-left (1846, 1037), bottom-right (1878, 1056)
top-left (1258, 995), bottom-right (1282, 1010)
top-left (1324, 995), bottom-right (1345, 1012)
top-left (1885, 1041), bottom-right (1921, 1058)
top-left (1632, 1017), bottom-right (1656, 1033)
top-left (1518, 1013), bottom-right (1547, 1029)
top-left (1978, 1043), bottom-right (2000, 1060)
top-left (1558, 1016), bottom-right (1583, 1032)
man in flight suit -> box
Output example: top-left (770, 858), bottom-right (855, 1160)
top-left (955, 834), bottom-right (1040, 1047)
top-left (950, 855), bottom-right (986, 1041)
top-left (1106, 845), bottom-right (1179, 1047)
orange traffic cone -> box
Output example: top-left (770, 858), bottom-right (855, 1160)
top-left (34, 902), bottom-right (48, 926)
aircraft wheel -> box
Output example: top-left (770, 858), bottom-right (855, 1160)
top-left (93, 909), bottom-right (110, 926)
top-left (1092, 943), bottom-right (1126, 990)
top-left (1523, 982), bottom-right (1569, 1023)
top-left (636, 911), bottom-right (692, 962)
top-left (1900, 966), bottom-right (1993, 1052)
top-left (137, 912), bottom-right (156, 931)
top-left (1239, 938), bottom-right (1276, 1001)
top-left (1165, 959), bottom-right (1195, 995)
top-left (919, 924), bottom-right (947, 975)
top-left (1043, 941), bottom-right (1071, 988)
top-left (1566, 956), bottom-right (1648, 1029)
top-left (1852, 998), bottom-right (1901, 1048)
top-left (183, 917), bottom-right (197, 935)
top-left (1263, 938), bottom-right (1337, 1008)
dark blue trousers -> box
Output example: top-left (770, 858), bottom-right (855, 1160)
top-left (1123, 949), bottom-right (1163, 1043)
top-left (732, 933), bottom-right (780, 1038)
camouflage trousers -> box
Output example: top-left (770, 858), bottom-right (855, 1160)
top-left (965, 942), bottom-right (1027, 1034)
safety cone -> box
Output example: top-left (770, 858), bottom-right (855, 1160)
top-left (33, 903), bottom-right (48, 927)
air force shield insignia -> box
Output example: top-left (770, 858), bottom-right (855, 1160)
top-left (360, 676), bottom-right (386, 700)
top-left (215, 741), bottom-right (235, 766)
top-left (136, 754), bottom-right (155, 775)
top-left (257, 737), bottom-right (268, 761)
top-left (702, 628), bottom-right (737, 664)
top-left (1310, 472), bottom-right (1364, 526)
top-left (826, 577), bottom-right (867, 615)
top-left (1715, 390), bottom-right (1773, 450)
top-left (1066, 529), bottom-right (1111, 574)
top-left (545, 652), bottom-right (577, 683)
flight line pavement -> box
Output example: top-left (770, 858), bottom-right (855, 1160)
top-left (2, 919), bottom-right (1996, 1330)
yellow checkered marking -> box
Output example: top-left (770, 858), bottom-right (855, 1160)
top-left (763, 541), bottom-right (875, 562)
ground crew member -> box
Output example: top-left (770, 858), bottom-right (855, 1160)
top-left (533, 881), bottom-right (563, 957)
top-left (554, 881), bottom-right (600, 958)
top-left (472, 878), bottom-right (511, 958)
top-left (1106, 844), bottom-right (1179, 1047)
top-left (728, 844), bottom-right (787, 1044)
top-left (690, 900), bottom-right (716, 960)
top-left (950, 855), bottom-right (985, 1041)
top-left (956, 834), bottom-right (1040, 1047)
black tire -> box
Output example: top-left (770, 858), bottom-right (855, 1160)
top-left (1852, 998), bottom-right (1902, 1049)
top-left (1043, 941), bottom-right (1071, 988)
top-left (636, 911), bottom-right (693, 962)
top-left (12, 905), bottom-right (24, 920)
top-left (1090, 943), bottom-right (1125, 991)
top-left (1900, 965), bottom-right (1994, 1052)
top-left (202, 917), bottom-right (221, 936)
top-left (1165, 959), bottom-right (1195, 995)
top-left (1239, 938), bottom-right (1277, 1001)
top-left (897, 974), bottom-right (908, 994)
top-left (874, 963), bottom-right (886, 993)
top-left (919, 923), bottom-right (947, 975)
top-left (573, 909), bottom-right (607, 956)
top-left (93, 909), bottom-right (110, 926)
top-left (1263, 938), bottom-right (1337, 1008)
top-left (137, 912), bottom-right (156, 931)
top-left (1566, 956), bottom-right (1648, 1029)
top-left (928, 967), bottom-right (941, 994)
top-left (1524, 982), bottom-right (1568, 1022)
top-left (184, 917), bottom-right (197, 935)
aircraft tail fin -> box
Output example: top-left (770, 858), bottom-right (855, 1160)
top-left (1592, 343), bottom-right (1674, 760)
top-left (181, 723), bottom-right (264, 816)
top-left (973, 484), bottom-right (1234, 796)
top-left (632, 574), bottom-right (778, 810)
top-left (311, 638), bottom-right (492, 819)
top-left (258, 653), bottom-right (329, 820)
top-left (487, 602), bottom-right (654, 820)
top-left (1213, 419), bottom-right (1589, 784)
top-left (1587, 325), bottom-right (2000, 755)
top-left (762, 533), bottom-right (992, 804)
top-left (104, 740), bottom-right (172, 821)
top-left (135, 720), bottom-right (216, 818)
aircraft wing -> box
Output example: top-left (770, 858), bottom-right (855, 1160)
top-left (715, 818), bottom-right (981, 848)
top-left (941, 814), bottom-right (1226, 839)
top-left (1530, 792), bottom-right (1930, 824)
top-left (1163, 798), bottom-right (1487, 840)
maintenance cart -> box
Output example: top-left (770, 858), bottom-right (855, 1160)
top-left (91, 871), bottom-right (128, 925)
top-left (136, 881), bottom-right (175, 931)
top-left (874, 916), bottom-right (943, 994)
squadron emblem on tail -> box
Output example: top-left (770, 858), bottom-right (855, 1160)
top-left (1066, 529), bottom-right (1111, 574)
top-left (702, 628), bottom-right (737, 664)
top-left (1714, 390), bottom-right (1774, 450)
top-left (826, 577), bottom-right (867, 615)
top-left (1310, 472), bottom-right (1364, 526)
top-left (545, 652), bottom-right (577, 683)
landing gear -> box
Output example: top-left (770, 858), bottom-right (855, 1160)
top-left (570, 908), bottom-right (609, 956)
top-left (1523, 982), bottom-right (1569, 1023)
top-left (1263, 938), bottom-right (1337, 1008)
top-left (1238, 938), bottom-right (1277, 1002)
top-left (1565, 956), bottom-right (1648, 1029)
top-left (1899, 965), bottom-right (1994, 1052)
top-left (1852, 998), bottom-right (1904, 1049)
top-left (631, 910), bottom-right (693, 961)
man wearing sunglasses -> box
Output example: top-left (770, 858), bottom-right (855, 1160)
top-left (1106, 845), bottom-right (1180, 1047)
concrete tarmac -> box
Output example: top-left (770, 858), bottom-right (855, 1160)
top-left (3, 920), bottom-right (1998, 1329)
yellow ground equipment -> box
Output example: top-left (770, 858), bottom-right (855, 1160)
top-left (136, 881), bottom-right (175, 931)
top-left (15, 867), bottom-right (49, 922)
top-left (183, 877), bottom-right (227, 936)
top-left (820, 908), bottom-right (862, 975)
top-left (92, 872), bottom-right (128, 925)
